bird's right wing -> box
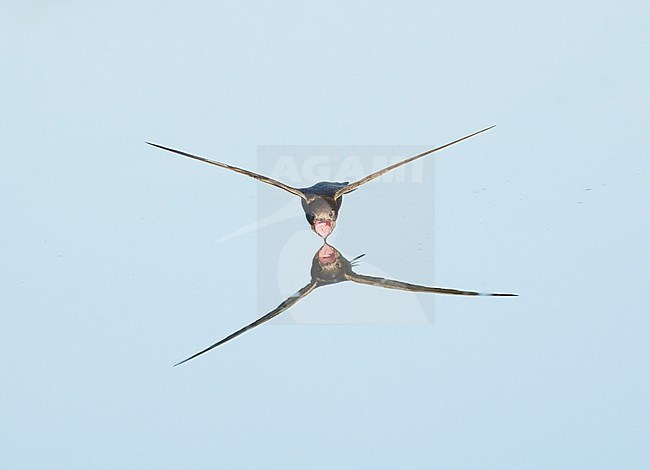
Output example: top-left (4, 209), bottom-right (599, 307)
top-left (147, 142), bottom-right (306, 199)
top-left (335, 126), bottom-right (495, 197)
top-left (173, 281), bottom-right (318, 366)
top-left (346, 272), bottom-right (517, 297)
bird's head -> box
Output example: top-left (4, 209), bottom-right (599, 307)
top-left (303, 198), bottom-right (339, 239)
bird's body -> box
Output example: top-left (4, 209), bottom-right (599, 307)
top-left (300, 181), bottom-right (350, 196)
top-left (298, 182), bottom-right (347, 237)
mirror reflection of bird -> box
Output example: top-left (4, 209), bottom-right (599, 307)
top-left (174, 243), bottom-right (516, 366)
top-left (147, 126), bottom-right (494, 239)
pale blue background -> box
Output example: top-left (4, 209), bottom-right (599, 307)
top-left (2, 2), bottom-right (649, 468)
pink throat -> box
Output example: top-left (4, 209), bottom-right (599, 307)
top-left (314, 220), bottom-right (333, 238)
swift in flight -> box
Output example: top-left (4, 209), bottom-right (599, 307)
top-left (147, 126), bottom-right (494, 239)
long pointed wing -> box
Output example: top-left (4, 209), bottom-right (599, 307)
top-left (146, 142), bottom-right (306, 199)
top-left (335, 125), bottom-right (495, 197)
top-left (345, 272), bottom-right (517, 297)
top-left (174, 282), bottom-right (318, 366)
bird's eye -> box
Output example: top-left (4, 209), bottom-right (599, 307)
top-left (305, 212), bottom-right (316, 224)
top-left (335, 262), bottom-right (342, 269)
top-left (329, 210), bottom-right (335, 218)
